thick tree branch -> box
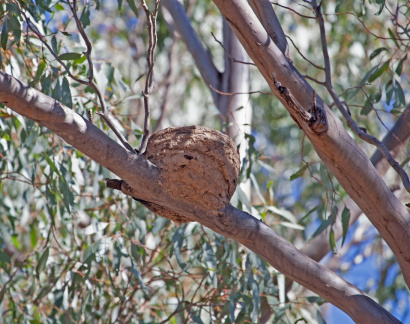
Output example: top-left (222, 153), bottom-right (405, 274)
top-left (249, 0), bottom-right (291, 61)
top-left (0, 71), bottom-right (400, 323)
top-left (211, 0), bottom-right (410, 289)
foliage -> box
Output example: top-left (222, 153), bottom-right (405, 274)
top-left (0, 0), bottom-right (409, 322)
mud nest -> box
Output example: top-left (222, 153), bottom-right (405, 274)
top-left (143, 125), bottom-right (240, 223)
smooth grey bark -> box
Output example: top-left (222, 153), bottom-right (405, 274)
top-left (161, 0), bottom-right (221, 105)
top-left (248, 0), bottom-right (290, 59)
top-left (220, 20), bottom-right (252, 143)
top-left (212, 0), bottom-right (410, 289)
top-left (0, 71), bottom-right (401, 323)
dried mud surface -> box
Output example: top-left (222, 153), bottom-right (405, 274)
top-left (144, 125), bottom-right (240, 223)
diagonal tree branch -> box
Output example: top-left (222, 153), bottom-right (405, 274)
top-left (0, 71), bottom-right (400, 323)
top-left (249, 0), bottom-right (291, 61)
top-left (311, 0), bottom-right (410, 192)
top-left (161, 0), bottom-right (222, 105)
top-left (303, 105), bottom-right (410, 262)
top-left (211, 0), bottom-right (410, 289)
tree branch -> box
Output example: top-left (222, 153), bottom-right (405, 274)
top-left (139, 0), bottom-right (160, 154)
top-left (16, 0), bottom-right (135, 153)
top-left (249, 0), bottom-right (291, 61)
top-left (302, 105), bottom-right (410, 261)
top-left (0, 71), bottom-right (400, 323)
top-left (161, 0), bottom-right (222, 104)
top-left (211, 0), bottom-right (410, 289)
top-left (312, 0), bottom-right (410, 192)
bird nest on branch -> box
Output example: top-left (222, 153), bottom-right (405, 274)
top-left (107, 126), bottom-right (240, 223)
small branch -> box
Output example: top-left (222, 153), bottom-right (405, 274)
top-left (312, 0), bottom-right (410, 192)
top-left (211, 32), bottom-right (256, 66)
top-left (17, 0), bottom-right (135, 153)
top-left (138, 0), bottom-right (160, 154)
top-left (286, 35), bottom-right (324, 70)
top-left (270, 1), bottom-right (315, 19)
top-left (161, 0), bottom-right (221, 104)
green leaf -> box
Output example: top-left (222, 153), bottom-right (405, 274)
top-left (51, 35), bottom-right (58, 54)
top-left (117, 0), bottom-right (123, 10)
top-left (267, 206), bottom-right (296, 223)
top-left (290, 164), bottom-right (308, 180)
top-left (80, 6), bottom-right (91, 28)
top-left (126, 0), bottom-right (139, 17)
top-left (388, 28), bottom-right (399, 48)
top-left (52, 78), bottom-right (61, 102)
top-left (58, 52), bottom-right (82, 61)
top-left (61, 31), bottom-right (72, 37)
top-left (369, 47), bottom-right (388, 60)
top-left (61, 77), bottom-right (72, 108)
top-left (395, 54), bottom-right (407, 76)
top-left (347, 66), bottom-right (378, 99)
top-left (362, 91), bottom-right (381, 115)
top-left (130, 257), bottom-right (149, 295)
top-left (172, 227), bottom-right (188, 271)
top-left (1, 18), bottom-right (8, 51)
top-left (393, 80), bottom-right (405, 108)
top-left (375, 0), bottom-right (385, 15)
top-left (341, 207), bottom-right (350, 246)
top-left (310, 217), bottom-right (333, 240)
top-left (273, 306), bottom-right (288, 322)
top-left (151, 217), bottom-right (169, 235)
top-left (33, 60), bottom-right (46, 83)
top-left (54, 3), bottom-right (65, 10)
top-left (130, 243), bottom-right (140, 262)
top-left (8, 15), bottom-right (21, 43)
top-left (36, 247), bottom-right (49, 274)
top-left (329, 228), bottom-right (335, 253)
top-left (306, 296), bottom-right (326, 305)
top-left (369, 60), bottom-right (390, 82)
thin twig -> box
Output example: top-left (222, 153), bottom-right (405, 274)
top-left (16, 0), bottom-right (135, 153)
top-left (312, 0), bottom-right (410, 192)
top-left (139, 0), bottom-right (160, 154)
top-left (303, 74), bottom-right (325, 85)
top-left (286, 35), bottom-right (324, 70)
top-left (66, 0), bottom-right (134, 152)
top-left (211, 32), bottom-right (256, 66)
top-left (271, 1), bottom-right (315, 19)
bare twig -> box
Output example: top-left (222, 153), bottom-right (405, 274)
top-left (271, 1), bottom-right (315, 19)
top-left (138, 0), bottom-right (160, 154)
top-left (286, 35), bottom-right (324, 70)
top-left (16, 0), bottom-right (135, 152)
top-left (211, 32), bottom-right (256, 66)
top-left (312, 0), bottom-right (410, 192)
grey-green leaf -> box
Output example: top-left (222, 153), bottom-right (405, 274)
top-left (369, 47), bottom-right (388, 61)
top-left (369, 60), bottom-right (390, 82)
top-left (126, 0), bottom-right (139, 17)
top-left (58, 52), bottom-right (82, 61)
top-left (1, 18), bottom-right (8, 51)
top-left (36, 247), bottom-right (49, 274)
top-left (341, 207), bottom-right (350, 246)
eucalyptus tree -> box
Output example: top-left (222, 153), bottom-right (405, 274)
top-left (0, 0), bottom-right (409, 323)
